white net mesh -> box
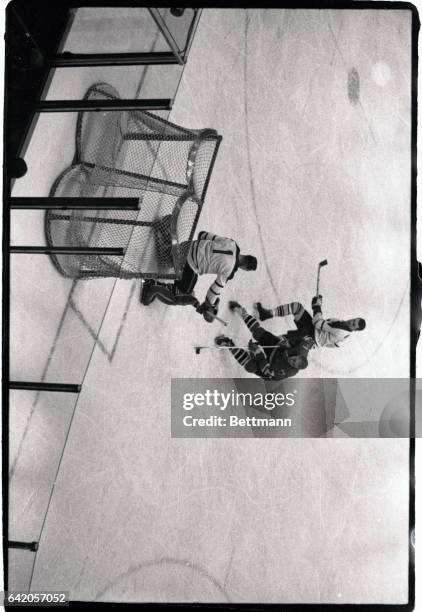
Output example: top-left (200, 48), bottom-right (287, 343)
top-left (45, 82), bottom-right (221, 279)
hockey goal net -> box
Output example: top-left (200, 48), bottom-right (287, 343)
top-left (45, 82), bottom-right (222, 279)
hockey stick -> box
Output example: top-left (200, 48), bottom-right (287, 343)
top-left (209, 313), bottom-right (228, 326)
top-left (193, 304), bottom-right (227, 327)
top-left (316, 259), bottom-right (328, 295)
top-left (194, 344), bottom-right (282, 355)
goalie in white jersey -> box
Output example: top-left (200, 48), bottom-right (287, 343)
top-left (255, 295), bottom-right (365, 348)
top-left (141, 231), bottom-right (257, 323)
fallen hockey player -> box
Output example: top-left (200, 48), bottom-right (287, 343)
top-left (215, 301), bottom-right (313, 380)
top-left (255, 296), bottom-right (366, 348)
top-left (140, 231), bottom-right (257, 323)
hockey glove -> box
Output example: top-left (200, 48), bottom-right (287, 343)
top-left (248, 339), bottom-right (261, 355)
top-left (277, 335), bottom-right (290, 349)
top-left (311, 294), bottom-right (322, 313)
top-left (203, 310), bottom-right (215, 323)
top-left (197, 298), bottom-right (219, 323)
top-left (197, 297), bottom-right (214, 313)
top-left (248, 340), bottom-right (271, 372)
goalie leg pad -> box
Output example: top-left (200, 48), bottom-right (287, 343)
top-left (173, 292), bottom-right (198, 307)
top-left (142, 282), bottom-right (197, 307)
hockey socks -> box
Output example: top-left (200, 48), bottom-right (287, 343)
top-left (236, 309), bottom-right (268, 344)
top-left (230, 347), bottom-right (257, 373)
top-left (258, 301), bottom-right (305, 321)
top-left (215, 335), bottom-right (258, 374)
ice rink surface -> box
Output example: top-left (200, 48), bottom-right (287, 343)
top-left (9, 8), bottom-right (412, 604)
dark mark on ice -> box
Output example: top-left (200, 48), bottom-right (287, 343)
top-left (347, 67), bottom-right (360, 105)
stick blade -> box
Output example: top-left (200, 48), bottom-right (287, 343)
top-left (319, 259), bottom-right (328, 266)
